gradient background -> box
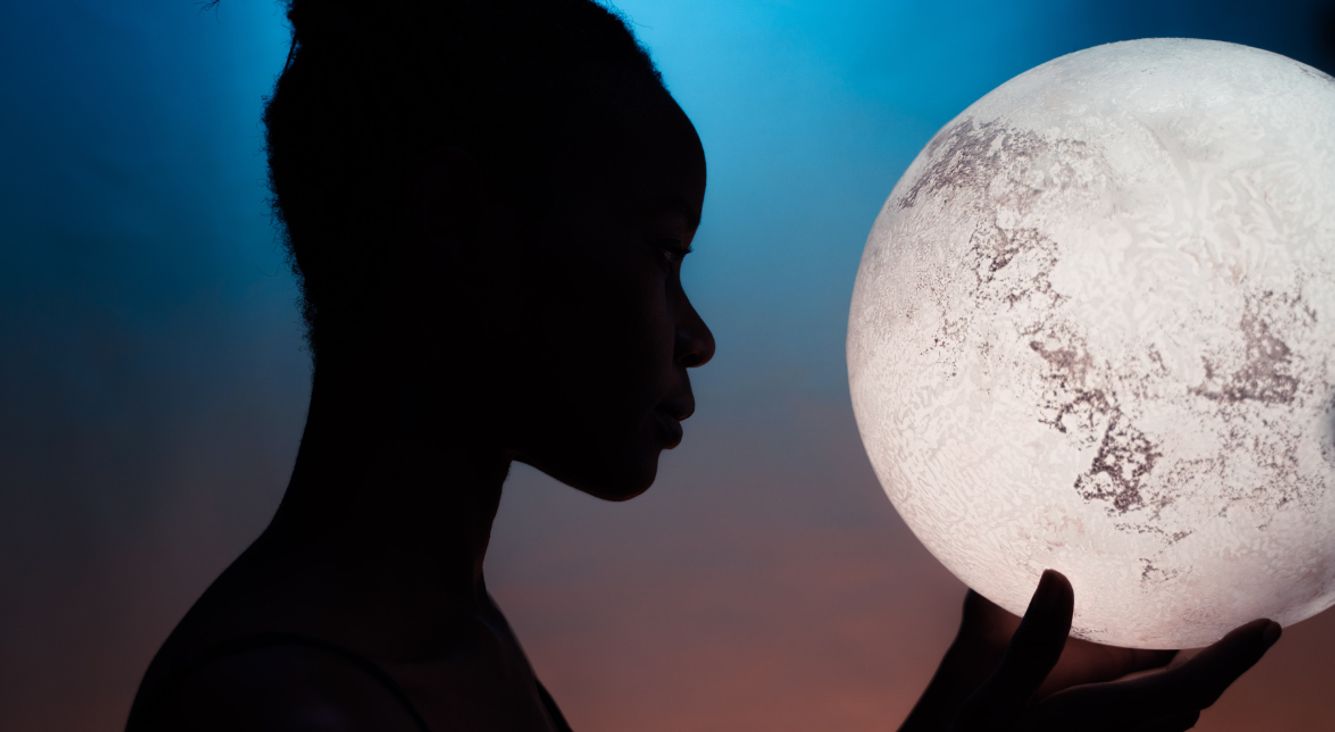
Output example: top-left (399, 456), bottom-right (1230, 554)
top-left (5, 1), bottom-right (1335, 730)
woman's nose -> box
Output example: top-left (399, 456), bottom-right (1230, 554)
top-left (676, 299), bottom-right (715, 368)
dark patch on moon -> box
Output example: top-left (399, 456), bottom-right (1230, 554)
top-left (910, 118), bottom-right (1173, 520)
top-left (898, 118), bottom-right (1091, 211)
top-left (917, 123), bottom-right (1088, 367)
top-left (1139, 558), bottom-right (1182, 583)
top-left (1074, 411), bottom-right (1163, 514)
top-left (1184, 287), bottom-right (1327, 519)
top-left (1029, 332), bottom-right (1104, 436)
top-left (1190, 290), bottom-right (1309, 405)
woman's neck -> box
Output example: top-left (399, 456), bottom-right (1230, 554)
top-left (267, 359), bottom-right (512, 606)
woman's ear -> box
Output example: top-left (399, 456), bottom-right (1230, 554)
top-left (417, 145), bottom-right (486, 261)
top-left (413, 145), bottom-right (529, 353)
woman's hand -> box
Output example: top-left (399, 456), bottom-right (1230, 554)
top-left (902, 570), bottom-right (1281, 731)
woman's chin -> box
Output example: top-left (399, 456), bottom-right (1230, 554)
top-left (523, 449), bottom-right (661, 502)
top-left (581, 477), bottom-right (655, 502)
top-left (515, 430), bottom-right (672, 502)
top-left (573, 457), bottom-right (661, 502)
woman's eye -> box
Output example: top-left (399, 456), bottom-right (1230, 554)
top-left (655, 239), bottom-right (691, 266)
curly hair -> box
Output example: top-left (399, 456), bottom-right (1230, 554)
top-left (260, 1), bottom-right (663, 359)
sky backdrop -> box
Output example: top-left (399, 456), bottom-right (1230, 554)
top-left (4, 1), bottom-right (1335, 730)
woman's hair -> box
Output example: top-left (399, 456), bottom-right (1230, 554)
top-left (261, 0), bottom-right (663, 359)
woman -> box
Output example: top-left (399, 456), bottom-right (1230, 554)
top-left (126, 2), bottom-right (1279, 730)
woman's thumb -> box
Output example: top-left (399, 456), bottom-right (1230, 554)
top-left (957, 570), bottom-right (1074, 728)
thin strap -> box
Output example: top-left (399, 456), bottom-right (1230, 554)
top-left (170, 632), bottom-right (433, 732)
top-left (536, 679), bottom-right (574, 732)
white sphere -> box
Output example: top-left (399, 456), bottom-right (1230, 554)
top-left (847, 39), bottom-right (1335, 648)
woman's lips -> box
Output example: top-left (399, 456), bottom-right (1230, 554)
top-left (653, 409), bottom-right (684, 448)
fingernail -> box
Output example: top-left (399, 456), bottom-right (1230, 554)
top-left (1038, 568), bottom-right (1069, 594)
top-left (1262, 621), bottom-right (1282, 647)
top-left (1032, 569), bottom-right (1056, 598)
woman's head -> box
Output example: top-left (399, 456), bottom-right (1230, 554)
top-left (264, 0), bottom-right (714, 499)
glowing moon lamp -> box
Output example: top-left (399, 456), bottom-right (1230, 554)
top-left (847, 39), bottom-right (1335, 648)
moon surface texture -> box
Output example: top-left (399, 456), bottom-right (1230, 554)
top-left (847, 39), bottom-right (1335, 648)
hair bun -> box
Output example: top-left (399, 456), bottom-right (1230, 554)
top-left (287, 0), bottom-right (359, 49)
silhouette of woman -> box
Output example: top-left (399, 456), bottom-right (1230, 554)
top-left (125, 2), bottom-right (1280, 730)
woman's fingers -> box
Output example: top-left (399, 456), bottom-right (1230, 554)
top-left (953, 573), bottom-right (1279, 732)
top-left (957, 570), bottom-right (1074, 728)
top-left (1026, 618), bottom-right (1280, 730)
top-left (992, 571), bottom-right (1074, 697)
top-left (1117, 618), bottom-right (1280, 712)
top-left (1034, 640), bottom-right (1178, 698)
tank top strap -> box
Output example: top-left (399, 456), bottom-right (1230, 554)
top-left (535, 678), bottom-right (574, 732)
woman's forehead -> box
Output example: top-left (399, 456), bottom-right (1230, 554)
top-left (607, 91), bottom-right (706, 217)
top-left (536, 81), bottom-right (705, 228)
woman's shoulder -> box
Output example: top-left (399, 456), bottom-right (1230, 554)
top-left (126, 544), bottom-right (560, 730)
top-left (126, 633), bottom-right (431, 732)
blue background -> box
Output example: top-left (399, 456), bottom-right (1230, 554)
top-left (4, 2), bottom-right (1335, 729)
